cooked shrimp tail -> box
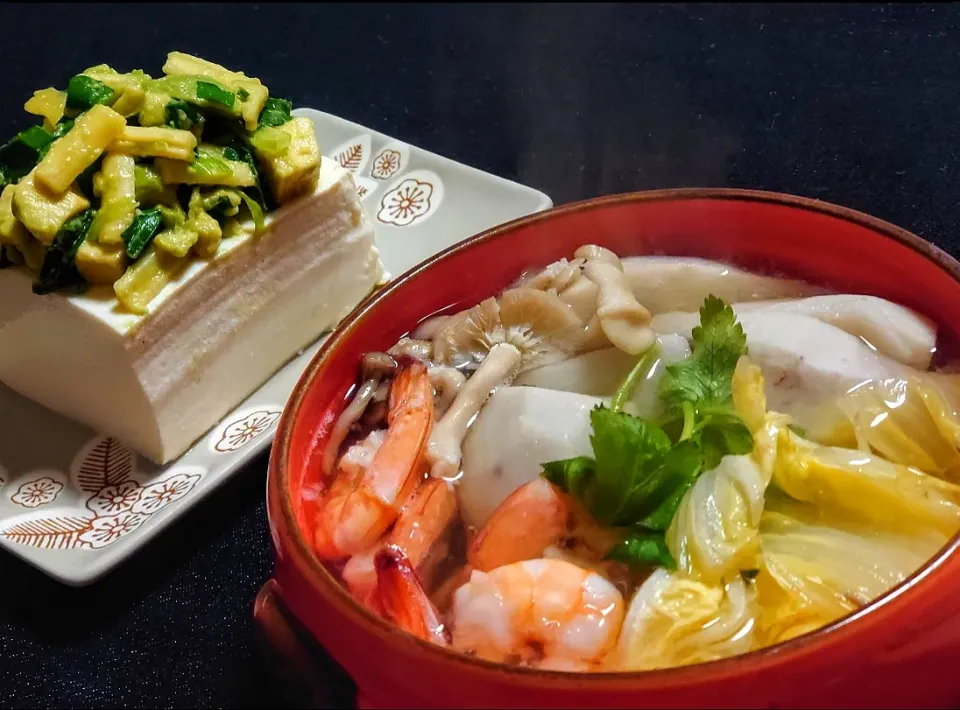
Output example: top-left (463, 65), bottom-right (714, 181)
top-left (314, 362), bottom-right (435, 560)
top-left (343, 478), bottom-right (459, 608)
top-left (375, 546), bottom-right (449, 647)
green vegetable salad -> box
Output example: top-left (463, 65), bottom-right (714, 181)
top-left (0, 52), bottom-right (322, 314)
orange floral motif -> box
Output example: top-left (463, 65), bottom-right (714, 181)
top-left (376, 178), bottom-right (434, 227)
top-left (215, 410), bottom-right (282, 453)
top-left (133, 472), bottom-right (202, 515)
top-left (77, 512), bottom-right (147, 549)
top-left (11, 477), bottom-right (64, 508)
top-left (87, 480), bottom-right (141, 516)
top-left (371, 149), bottom-right (402, 180)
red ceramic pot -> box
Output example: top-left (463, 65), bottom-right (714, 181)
top-left (258, 189), bottom-right (960, 709)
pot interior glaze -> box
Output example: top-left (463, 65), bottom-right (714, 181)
top-left (265, 189), bottom-right (960, 709)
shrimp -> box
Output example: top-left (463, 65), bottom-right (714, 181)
top-left (451, 558), bottom-right (625, 670)
top-left (375, 549), bottom-right (626, 671)
top-left (313, 362), bottom-right (434, 560)
top-left (375, 547), bottom-right (450, 647)
top-left (468, 478), bottom-right (622, 573)
top-left (343, 477), bottom-right (458, 609)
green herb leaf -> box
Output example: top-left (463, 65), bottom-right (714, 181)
top-left (33, 210), bottom-right (96, 294)
top-left (590, 406), bottom-right (673, 525)
top-left (258, 97), bottom-right (292, 128)
top-left (697, 410), bottom-right (754, 470)
top-left (66, 75), bottom-right (116, 110)
top-left (237, 87), bottom-right (250, 101)
top-left (659, 295), bottom-right (747, 414)
top-left (195, 80), bottom-right (236, 108)
top-left (121, 207), bottom-right (163, 260)
top-left (542, 456), bottom-right (596, 502)
top-left (607, 531), bottom-right (676, 569)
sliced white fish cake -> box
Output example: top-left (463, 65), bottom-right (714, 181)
top-left (621, 256), bottom-right (824, 315)
top-left (653, 311), bottom-right (904, 438)
top-left (652, 294), bottom-right (937, 369)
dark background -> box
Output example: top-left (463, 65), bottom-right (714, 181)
top-left (2, 2), bottom-right (959, 708)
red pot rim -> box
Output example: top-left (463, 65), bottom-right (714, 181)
top-left (266, 187), bottom-right (960, 686)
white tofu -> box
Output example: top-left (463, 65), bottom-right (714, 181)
top-left (0, 158), bottom-right (383, 464)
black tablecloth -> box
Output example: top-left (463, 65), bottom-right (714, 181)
top-left (3, 3), bottom-right (960, 708)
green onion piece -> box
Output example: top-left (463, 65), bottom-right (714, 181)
top-left (191, 147), bottom-right (232, 177)
top-left (33, 209), bottom-right (96, 295)
top-left (235, 190), bottom-right (265, 234)
top-left (38, 119), bottom-right (75, 159)
top-left (18, 126), bottom-right (54, 152)
top-left (195, 80), bottom-right (235, 108)
top-left (165, 99), bottom-right (206, 135)
top-left (0, 123), bottom-right (67, 181)
top-left (66, 75), bottom-right (116, 110)
top-left (247, 125), bottom-right (291, 156)
top-left (122, 207), bottom-right (164, 260)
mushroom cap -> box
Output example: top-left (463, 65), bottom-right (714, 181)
top-left (432, 287), bottom-right (588, 372)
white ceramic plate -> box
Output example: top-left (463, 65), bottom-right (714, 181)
top-left (0, 108), bottom-right (552, 586)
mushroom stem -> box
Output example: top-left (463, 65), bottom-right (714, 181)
top-left (322, 377), bottom-right (380, 477)
top-left (428, 365), bottom-right (467, 418)
top-left (583, 260), bottom-right (655, 356)
top-left (426, 343), bottom-right (522, 480)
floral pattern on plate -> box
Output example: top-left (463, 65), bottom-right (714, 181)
top-left (132, 472), bottom-right (203, 515)
top-left (0, 436), bottom-right (206, 551)
top-left (212, 408), bottom-right (284, 453)
top-left (376, 170), bottom-right (444, 227)
top-left (10, 472), bottom-right (65, 508)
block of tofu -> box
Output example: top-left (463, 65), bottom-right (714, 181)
top-left (0, 157), bottom-right (384, 464)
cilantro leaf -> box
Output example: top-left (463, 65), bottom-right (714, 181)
top-left (658, 295), bottom-right (747, 414)
top-left (537, 296), bottom-right (755, 574)
top-left (607, 531), bottom-right (676, 569)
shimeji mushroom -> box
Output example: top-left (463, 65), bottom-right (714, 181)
top-left (432, 287), bottom-right (590, 373)
top-left (426, 342), bottom-right (523, 479)
top-left (576, 244), bottom-right (656, 356)
top-left (428, 365), bottom-right (467, 418)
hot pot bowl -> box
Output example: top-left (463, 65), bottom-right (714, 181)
top-left (258, 188), bottom-right (960, 709)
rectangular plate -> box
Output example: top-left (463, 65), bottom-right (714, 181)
top-left (0, 108), bottom-right (552, 586)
